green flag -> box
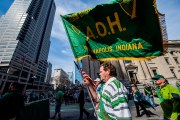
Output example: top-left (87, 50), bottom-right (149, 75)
top-left (61, 0), bottom-right (165, 61)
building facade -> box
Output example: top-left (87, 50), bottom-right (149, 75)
top-left (53, 68), bottom-right (70, 89)
top-left (74, 63), bottom-right (83, 84)
top-left (67, 71), bottom-right (73, 84)
top-left (45, 61), bottom-right (52, 83)
top-left (124, 40), bottom-right (180, 85)
top-left (0, 0), bottom-right (56, 92)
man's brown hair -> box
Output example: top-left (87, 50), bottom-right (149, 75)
top-left (100, 62), bottom-right (117, 77)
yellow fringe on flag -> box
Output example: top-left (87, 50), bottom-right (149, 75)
top-left (153, 0), bottom-right (158, 14)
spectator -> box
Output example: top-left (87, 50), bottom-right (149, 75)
top-left (143, 83), bottom-right (158, 107)
top-left (0, 82), bottom-right (24, 120)
top-left (51, 88), bottom-right (64, 120)
top-left (93, 78), bottom-right (104, 111)
top-left (78, 86), bottom-right (90, 120)
top-left (63, 92), bottom-right (69, 105)
top-left (131, 84), bottom-right (151, 117)
top-left (176, 80), bottom-right (180, 92)
top-left (0, 90), bottom-right (3, 98)
top-left (73, 90), bottom-right (79, 103)
top-left (152, 74), bottom-right (180, 120)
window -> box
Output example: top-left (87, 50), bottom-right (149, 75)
top-left (148, 59), bottom-right (152, 62)
top-left (170, 68), bottom-right (176, 78)
top-left (1, 61), bottom-right (9, 64)
top-left (124, 60), bottom-right (132, 63)
top-left (174, 58), bottom-right (179, 64)
top-left (165, 58), bottom-right (170, 64)
top-left (170, 51), bottom-right (174, 55)
top-left (152, 69), bottom-right (157, 76)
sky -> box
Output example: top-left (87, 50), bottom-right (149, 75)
top-left (0, 0), bottom-right (180, 75)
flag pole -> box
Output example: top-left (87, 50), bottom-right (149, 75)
top-left (74, 61), bottom-right (98, 118)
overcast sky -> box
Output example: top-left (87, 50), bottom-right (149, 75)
top-left (0, 0), bottom-right (180, 74)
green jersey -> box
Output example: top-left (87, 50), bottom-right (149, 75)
top-left (177, 86), bottom-right (180, 92)
top-left (159, 84), bottom-right (180, 120)
top-left (55, 90), bottom-right (64, 104)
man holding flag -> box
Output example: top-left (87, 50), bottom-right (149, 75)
top-left (83, 62), bottom-right (132, 120)
top-left (62, 0), bottom-right (165, 119)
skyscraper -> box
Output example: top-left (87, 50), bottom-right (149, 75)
top-left (67, 71), bottom-right (73, 84)
top-left (45, 61), bottom-right (52, 84)
top-left (0, 0), bottom-right (56, 92)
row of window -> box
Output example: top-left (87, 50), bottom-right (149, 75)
top-left (152, 67), bottom-right (179, 78)
top-left (165, 57), bottom-right (179, 64)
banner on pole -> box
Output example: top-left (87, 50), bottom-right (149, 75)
top-left (61, 0), bottom-right (165, 61)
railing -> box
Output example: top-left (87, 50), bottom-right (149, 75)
top-left (20, 99), bottom-right (49, 120)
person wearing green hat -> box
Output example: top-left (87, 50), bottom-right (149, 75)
top-left (176, 80), bottom-right (180, 92)
top-left (152, 74), bottom-right (180, 120)
top-left (51, 87), bottom-right (64, 119)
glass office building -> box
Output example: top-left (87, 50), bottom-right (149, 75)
top-left (0, 0), bottom-right (56, 92)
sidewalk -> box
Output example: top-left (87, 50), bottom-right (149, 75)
top-left (50, 102), bottom-right (94, 112)
top-left (50, 98), bottom-right (164, 120)
top-left (49, 102), bottom-right (96, 120)
top-left (129, 98), bottom-right (164, 120)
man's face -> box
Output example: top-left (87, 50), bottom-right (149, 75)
top-left (95, 81), bottom-right (100, 86)
top-left (99, 66), bottom-right (109, 82)
top-left (155, 78), bottom-right (165, 87)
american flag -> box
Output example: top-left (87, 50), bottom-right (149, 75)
top-left (74, 61), bottom-right (95, 87)
top-left (80, 70), bottom-right (96, 87)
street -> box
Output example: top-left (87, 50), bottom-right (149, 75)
top-left (49, 98), bottom-right (163, 120)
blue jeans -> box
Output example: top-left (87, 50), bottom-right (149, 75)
top-left (55, 103), bottom-right (62, 113)
top-left (146, 94), bottom-right (156, 106)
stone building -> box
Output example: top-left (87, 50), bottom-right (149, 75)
top-left (53, 68), bottom-right (70, 89)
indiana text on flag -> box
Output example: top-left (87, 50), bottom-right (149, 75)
top-left (61, 0), bottom-right (166, 62)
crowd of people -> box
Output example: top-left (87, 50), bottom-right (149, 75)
top-left (0, 82), bottom-right (24, 120)
top-left (1, 62), bottom-right (180, 120)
